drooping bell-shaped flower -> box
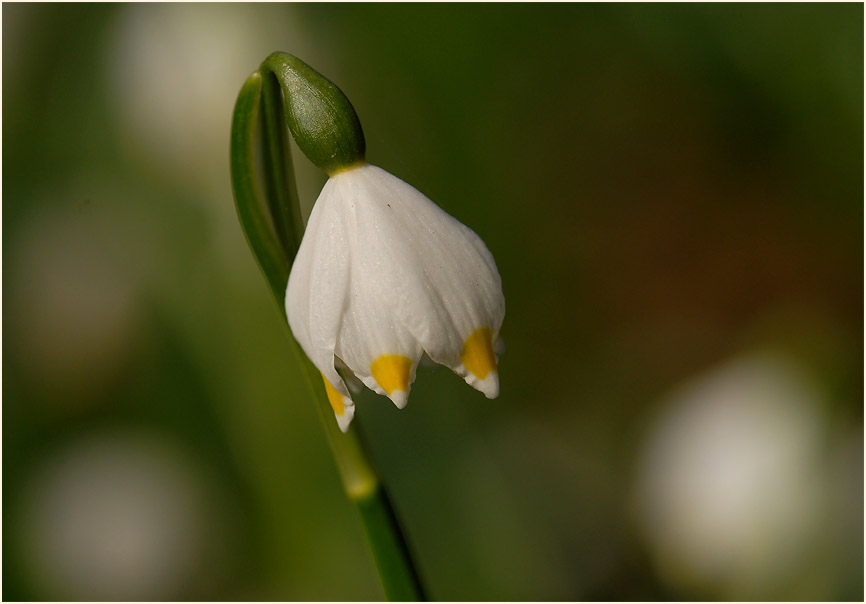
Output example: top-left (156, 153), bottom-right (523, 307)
top-left (286, 163), bottom-right (505, 431)
top-left (235, 52), bottom-right (505, 432)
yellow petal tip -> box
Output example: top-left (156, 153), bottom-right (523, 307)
top-left (370, 355), bottom-right (413, 405)
top-left (322, 374), bottom-right (354, 431)
top-left (461, 327), bottom-right (498, 381)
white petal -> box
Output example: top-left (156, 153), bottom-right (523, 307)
top-left (469, 372), bottom-right (500, 399)
top-left (286, 162), bottom-right (506, 421)
top-left (333, 164), bottom-right (505, 395)
top-left (334, 402), bottom-right (355, 433)
top-left (328, 168), bottom-right (424, 407)
top-left (285, 178), bottom-right (352, 401)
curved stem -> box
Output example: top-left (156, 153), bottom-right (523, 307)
top-left (230, 64), bottom-right (426, 601)
top-left (260, 69), bottom-right (305, 259)
top-left (230, 72), bottom-right (289, 309)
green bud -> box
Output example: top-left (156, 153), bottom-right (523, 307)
top-left (260, 52), bottom-right (365, 175)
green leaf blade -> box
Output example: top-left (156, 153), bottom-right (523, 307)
top-left (230, 71), bottom-right (292, 317)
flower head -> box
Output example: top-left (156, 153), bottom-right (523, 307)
top-left (286, 163), bottom-right (505, 431)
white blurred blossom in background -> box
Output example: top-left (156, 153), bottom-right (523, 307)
top-left (633, 352), bottom-right (854, 599)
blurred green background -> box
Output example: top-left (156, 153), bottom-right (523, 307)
top-left (3, 3), bottom-right (863, 601)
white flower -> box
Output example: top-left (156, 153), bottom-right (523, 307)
top-left (286, 163), bottom-right (505, 432)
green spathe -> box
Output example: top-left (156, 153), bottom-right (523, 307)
top-left (260, 52), bottom-right (366, 175)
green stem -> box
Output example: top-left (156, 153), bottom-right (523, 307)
top-left (295, 349), bottom-right (424, 601)
top-left (230, 64), bottom-right (426, 601)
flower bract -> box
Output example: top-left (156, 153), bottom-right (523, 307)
top-left (286, 163), bottom-right (505, 431)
